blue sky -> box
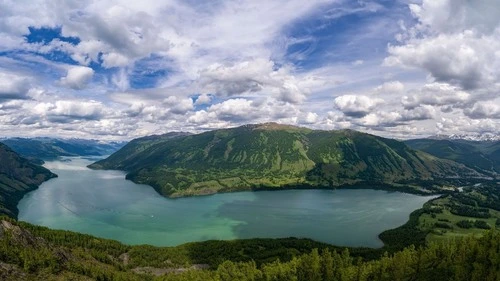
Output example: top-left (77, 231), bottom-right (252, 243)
top-left (0, 0), bottom-right (499, 140)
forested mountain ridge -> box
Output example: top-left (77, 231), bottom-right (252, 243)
top-left (405, 138), bottom-right (500, 176)
top-left (90, 123), bottom-right (483, 198)
top-left (0, 217), bottom-right (498, 281)
top-left (0, 143), bottom-right (56, 218)
top-left (0, 137), bottom-right (126, 162)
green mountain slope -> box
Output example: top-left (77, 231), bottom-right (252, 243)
top-left (90, 123), bottom-right (482, 198)
top-left (0, 217), bottom-right (499, 281)
top-left (405, 139), bottom-right (500, 175)
top-left (0, 137), bottom-right (126, 162)
top-left (0, 143), bottom-right (56, 218)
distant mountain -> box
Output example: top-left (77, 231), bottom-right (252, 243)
top-left (405, 138), bottom-right (500, 175)
top-left (0, 137), bottom-right (127, 161)
top-left (431, 133), bottom-right (500, 142)
top-left (90, 123), bottom-right (482, 198)
top-left (0, 143), bottom-right (56, 218)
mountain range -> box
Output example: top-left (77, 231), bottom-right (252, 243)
top-left (405, 138), bottom-right (500, 176)
top-left (90, 123), bottom-right (483, 198)
top-left (0, 137), bottom-right (126, 162)
top-left (0, 143), bottom-right (56, 218)
top-left (431, 133), bottom-right (500, 142)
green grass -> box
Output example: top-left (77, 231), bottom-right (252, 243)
top-left (416, 196), bottom-right (500, 243)
top-left (91, 123), bottom-right (481, 198)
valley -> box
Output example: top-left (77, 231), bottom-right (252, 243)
top-left (18, 157), bottom-right (435, 247)
top-left (90, 123), bottom-right (484, 198)
top-left (0, 125), bottom-right (499, 280)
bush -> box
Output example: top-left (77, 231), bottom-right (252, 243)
top-left (474, 220), bottom-right (491, 230)
top-left (456, 220), bottom-right (474, 229)
top-left (434, 222), bottom-right (453, 229)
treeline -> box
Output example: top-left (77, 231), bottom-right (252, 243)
top-left (449, 204), bottom-right (490, 218)
top-left (159, 231), bottom-right (500, 281)
top-left (1, 217), bottom-right (499, 281)
top-left (454, 183), bottom-right (500, 211)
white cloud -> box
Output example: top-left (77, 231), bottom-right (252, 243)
top-left (50, 100), bottom-right (107, 120)
top-left (302, 112), bottom-right (319, 124)
top-left (358, 106), bottom-right (434, 127)
top-left (437, 116), bottom-right (500, 135)
top-left (387, 0), bottom-right (500, 91)
top-left (111, 68), bottom-right (130, 91)
top-left (374, 81), bottom-right (404, 94)
top-left (163, 96), bottom-right (194, 115)
top-left (401, 83), bottom-right (470, 109)
top-left (196, 59), bottom-right (314, 104)
top-left (386, 31), bottom-right (499, 90)
top-left (207, 98), bottom-right (256, 122)
top-left (59, 66), bottom-right (94, 90)
top-left (408, 0), bottom-right (500, 35)
top-left (334, 95), bottom-right (384, 117)
top-left (352, 60), bottom-right (364, 66)
top-left (0, 0), bottom-right (498, 139)
top-left (194, 94), bottom-right (212, 105)
top-left (464, 101), bottom-right (500, 119)
top-left (101, 52), bottom-right (130, 68)
top-left (0, 72), bottom-right (31, 99)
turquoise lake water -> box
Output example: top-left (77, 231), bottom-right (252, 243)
top-left (18, 157), bottom-right (434, 247)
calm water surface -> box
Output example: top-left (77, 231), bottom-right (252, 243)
top-left (18, 157), bottom-right (435, 247)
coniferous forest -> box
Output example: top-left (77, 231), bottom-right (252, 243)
top-left (0, 217), bottom-right (499, 281)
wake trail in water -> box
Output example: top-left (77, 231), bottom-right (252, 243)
top-left (57, 202), bottom-right (81, 217)
top-left (57, 200), bottom-right (157, 219)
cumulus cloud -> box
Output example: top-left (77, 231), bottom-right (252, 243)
top-left (207, 98), bottom-right (256, 122)
top-left (401, 83), bottom-right (470, 109)
top-left (101, 52), bottom-right (130, 68)
top-left (374, 81), bottom-right (404, 94)
top-left (358, 106), bottom-right (434, 128)
top-left (437, 116), bottom-right (500, 135)
top-left (188, 97), bottom-right (301, 125)
top-left (194, 94), bottom-right (212, 105)
top-left (386, 0), bottom-right (500, 91)
top-left (464, 101), bottom-right (500, 119)
top-left (197, 59), bottom-right (314, 104)
top-left (35, 100), bottom-right (108, 122)
top-left (59, 66), bottom-right (94, 90)
top-left (408, 0), bottom-right (500, 35)
top-left (0, 0), bottom-right (499, 139)
top-left (302, 112), bottom-right (319, 124)
top-left (386, 31), bottom-right (498, 90)
top-left (0, 72), bottom-right (31, 100)
top-left (163, 96), bottom-right (194, 115)
top-left (334, 95), bottom-right (384, 117)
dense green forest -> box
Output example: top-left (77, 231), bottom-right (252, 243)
top-left (405, 138), bottom-right (500, 175)
top-left (2, 180), bottom-right (500, 280)
top-left (0, 137), bottom-right (126, 161)
top-left (91, 123), bottom-right (481, 198)
top-left (0, 217), bottom-right (498, 281)
top-left (0, 143), bottom-right (56, 218)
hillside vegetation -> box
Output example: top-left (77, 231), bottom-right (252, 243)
top-left (1, 137), bottom-right (126, 162)
top-left (405, 138), bottom-right (500, 175)
top-left (91, 123), bottom-right (482, 198)
top-left (0, 217), bottom-right (498, 281)
top-left (0, 143), bottom-right (56, 218)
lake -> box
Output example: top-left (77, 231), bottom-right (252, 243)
top-left (18, 157), bottom-right (435, 248)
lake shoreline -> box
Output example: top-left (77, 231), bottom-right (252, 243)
top-left (18, 157), bottom-right (438, 250)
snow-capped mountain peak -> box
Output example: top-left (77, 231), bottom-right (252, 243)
top-left (431, 133), bottom-right (500, 142)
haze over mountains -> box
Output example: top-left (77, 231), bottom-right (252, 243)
top-left (0, 138), bottom-right (126, 162)
top-left (405, 138), bottom-right (500, 176)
